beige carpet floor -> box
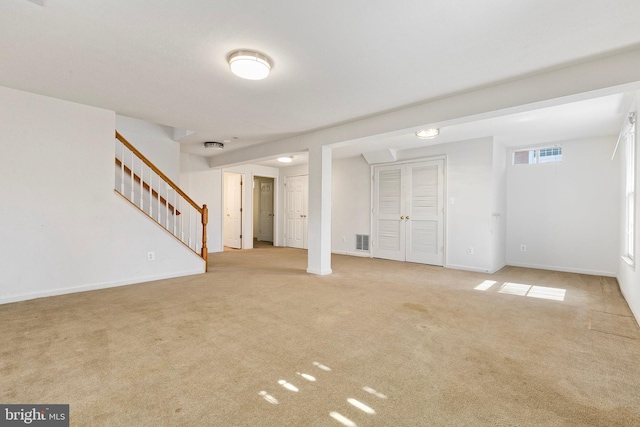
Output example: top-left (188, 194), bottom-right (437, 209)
top-left (1, 247), bottom-right (639, 426)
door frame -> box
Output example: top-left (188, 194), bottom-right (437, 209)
top-left (221, 170), bottom-right (281, 250)
top-left (370, 156), bottom-right (447, 265)
top-left (223, 172), bottom-right (244, 249)
top-left (251, 173), bottom-right (279, 248)
top-left (253, 175), bottom-right (276, 243)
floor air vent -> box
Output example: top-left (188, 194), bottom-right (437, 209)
top-left (356, 234), bottom-right (370, 251)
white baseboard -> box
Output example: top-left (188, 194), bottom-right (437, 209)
top-left (506, 262), bottom-right (616, 277)
top-left (445, 263), bottom-right (494, 273)
top-left (307, 268), bottom-right (332, 275)
top-left (0, 268), bottom-right (205, 305)
top-left (489, 263), bottom-right (507, 274)
top-left (331, 250), bottom-right (371, 258)
top-left (618, 286), bottom-right (640, 327)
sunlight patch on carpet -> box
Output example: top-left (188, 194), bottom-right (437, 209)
top-left (476, 282), bottom-right (568, 302)
top-left (474, 280), bottom-right (497, 291)
top-left (259, 391), bottom-right (279, 405)
top-left (278, 379), bottom-right (299, 392)
top-left (330, 411), bottom-right (357, 426)
top-left (348, 398), bottom-right (376, 414)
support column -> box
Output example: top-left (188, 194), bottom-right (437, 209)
top-left (307, 145), bottom-right (332, 275)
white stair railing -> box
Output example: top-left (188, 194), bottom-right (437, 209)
top-left (114, 131), bottom-right (208, 267)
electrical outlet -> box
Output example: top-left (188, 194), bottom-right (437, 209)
top-left (147, 251), bottom-right (155, 261)
top-left (520, 245), bottom-right (527, 252)
top-left (467, 247), bottom-right (474, 255)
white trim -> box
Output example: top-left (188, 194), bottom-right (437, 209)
top-left (370, 155), bottom-right (447, 266)
top-left (621, 255), bottom-right (635, 270)
top-left (445, 263), bottom-right (495, 274)
top-left (251, 173), bottom-right (279, 246)
top-left (0, 268), bottom-right (205, 305)
top-left (306, 268), bottom-right (332, 275)
top-left (619, 286), bottom-right (640, 327)
top-left (490, 263), bottom-right (507, 274)
top-left (332, 250), bottom-right (371, 258)
top-left (506, 262), bottom-right (616, 277)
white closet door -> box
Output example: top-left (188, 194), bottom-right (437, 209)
top-left (405, 160), bottom-right (444, 265)
top-left (285, 175), bottom-right (308, 249)
top-left (224, 173), bottom-right (243, 249)
top-left (372, 165), bottom-right (406, 261)
top-left (372, 159), bottom-right (444, 266)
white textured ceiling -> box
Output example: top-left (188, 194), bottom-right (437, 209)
top-left (1, 0), bottom-right (640, 160)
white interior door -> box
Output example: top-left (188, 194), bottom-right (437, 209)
top-left (285, 175), bottom-right (308, 249)
top-left (258, 180), bottom-right (274, 242)
top-left (372, 165), bottom-right (405, 261)
top-left (405, 161), bottom-right (444, 265)
top-left (224, 172), bottom-right (243, 249)
top-left (372, 159), bottom-right (444, 266)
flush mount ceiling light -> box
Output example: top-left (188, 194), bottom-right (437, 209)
top-left (228, 50), bottom-right (272, 80)
top-left (415, 128), bottom-right (440, 139)
top-left (204, 141), bottom-right (224, 149)
top-left (278, 156), bottom-right (293, 163)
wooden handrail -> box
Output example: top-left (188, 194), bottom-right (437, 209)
top-left (115, 158), bottom-right (181, 215)
top-left (115, 131), bottom-right (202, 214)
top-left (115, 130), bottom-right (209, 270)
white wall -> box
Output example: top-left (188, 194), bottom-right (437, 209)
top-left (617, 101), bottom-right (640, 323)
top-left (182, 163), bottom-right (279, 252)
top-left (506, 137), bottom-right (619, 276)
top-left (332, 156), bottom-right (371, 256)
top-left (0, 86), bottom-right (204, 304)
top-left (183, 168), bottom-right (224, 253)
top-left (225, 165), bottom-right (280, 249)
top-left (116, 115), bottom-right (181, 183)
top-left (399, 138), bottom-right (497, 272)
top-left (491, 142), bottom-right (508, 272)
top-left (273, 143), bottom-right (499, 272)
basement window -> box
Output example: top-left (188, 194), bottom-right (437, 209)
top-left (513, 147), bottom-right (562, 165)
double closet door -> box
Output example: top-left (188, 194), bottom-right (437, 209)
top-left (372, 159), bottom-right (444, 266)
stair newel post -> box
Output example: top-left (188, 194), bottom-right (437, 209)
top-left (201, 204), bottom-right (208, 270)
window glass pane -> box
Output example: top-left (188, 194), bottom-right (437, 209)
top-left (538, 147), bottom-right (562, 163)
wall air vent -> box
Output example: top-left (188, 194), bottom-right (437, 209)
top-left (356, 234), bottom-right (370, 251)
top-left (204, 141), bottom-right (224, 149)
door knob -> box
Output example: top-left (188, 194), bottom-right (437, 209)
top-left (400, 216), bottom-right (405, 220)
top-left (406, 216), bottom-right (410, 220)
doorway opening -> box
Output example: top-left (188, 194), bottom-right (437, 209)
top-left (253, 176), bottom-right (275, 248)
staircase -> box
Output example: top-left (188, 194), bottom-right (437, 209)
top-left (114, 131), bottom-right (208, 268)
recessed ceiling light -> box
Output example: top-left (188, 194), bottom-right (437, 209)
top-left (278, 156), bottom-right (293, 163)
top-left (228, 50), bottom-right (271, 80)
top-left (204, 141), bottom-right (224, 149)
top-left (415, 128), bottom-right (440, 139)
